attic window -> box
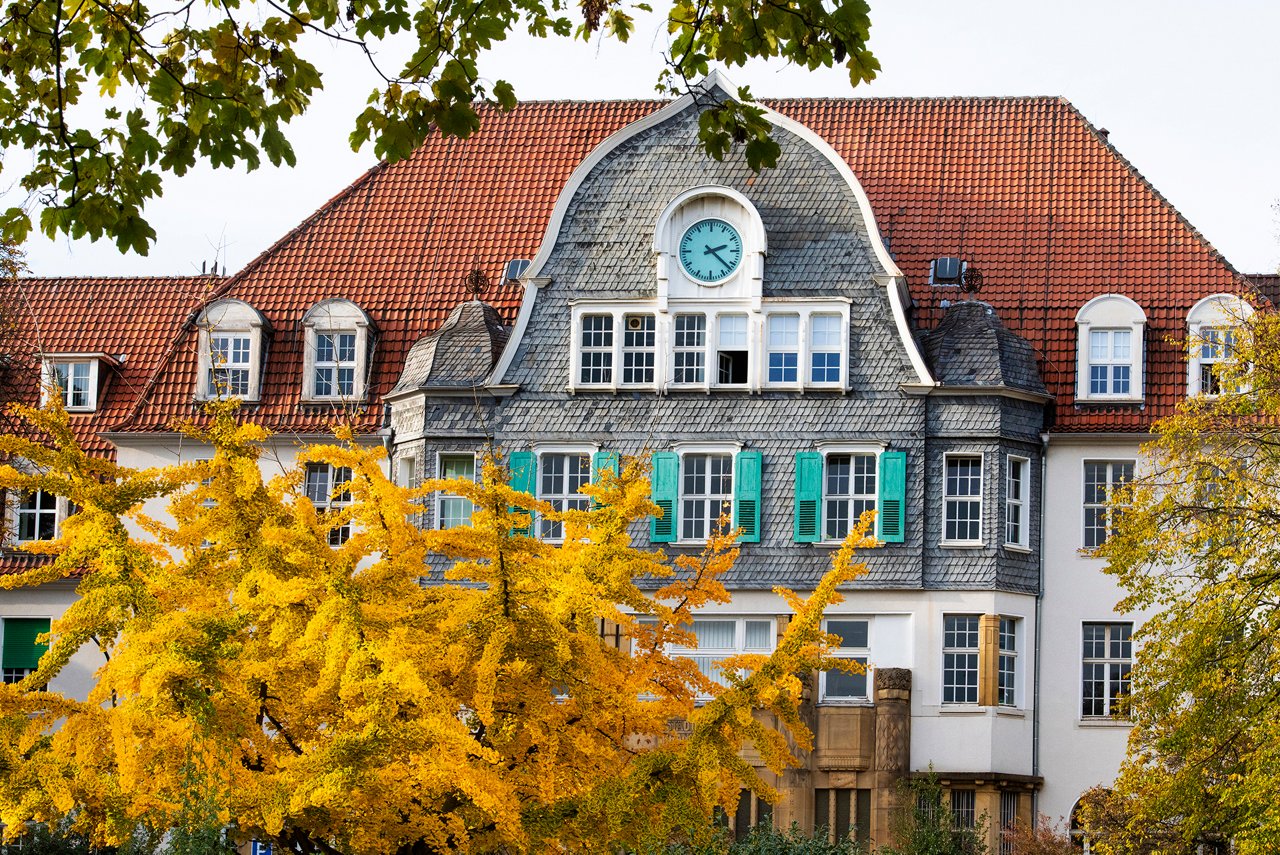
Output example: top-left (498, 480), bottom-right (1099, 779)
top-left (1187, 294), bottom-right (1253, 397)
top-left (930, 257), bottom-right (965, 286)
top-left (40, 354), bottom-right (113, 412)
top-left (1074, 295), bottom-right (1147, 404)
top-left (302, 299), bottom-right (373, 403)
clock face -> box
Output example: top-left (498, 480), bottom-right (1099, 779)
top-left (678, 218), bottom-right (744, 283)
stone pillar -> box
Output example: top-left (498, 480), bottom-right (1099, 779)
top-left (873, 668), bottom-right (912, 847)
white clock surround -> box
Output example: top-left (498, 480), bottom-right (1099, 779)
top-left (653, 186), bottom-right (767, 309)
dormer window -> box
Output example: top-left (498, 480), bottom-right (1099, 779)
top-left (1187, 294), bottom-right (1252, 397)
top-left (196, 299), bottom-right (268, 401)
top-left (302, 299), bottom-right (372, 402)
top-left (1074, 295), bottom-right (1147, 403)
top-left (40, 355), bottom-right (109, 412)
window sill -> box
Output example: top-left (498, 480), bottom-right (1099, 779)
top-left (995, 707), bottom-right (1026, 718)
top-left (1077, 718), bottom-right (1133, 728)
top-left (940, 541), bottom-right (984, 549)
top-left (938, 704), bottom-right (985, 715)
top-left (1003, 543), bottom-right (1032, 554)
top-left (302, 395), bottom-right (367, 404)
top-left (818, 698), bottom-right (873, 707)
top-left (1073, 397), bottom-right (1144, 406)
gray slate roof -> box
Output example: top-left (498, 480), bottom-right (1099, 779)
top-left (392, 300), bottom-right (509, 393)
top-left (921, 301), bottom-right (1048, 396)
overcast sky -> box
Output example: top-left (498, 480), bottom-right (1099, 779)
top-left (15, 0), bottom-right (1280, 278)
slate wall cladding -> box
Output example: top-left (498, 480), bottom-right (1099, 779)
top-left (408, 99), bottom-right (1049, 594)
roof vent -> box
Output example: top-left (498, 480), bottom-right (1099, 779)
top-left (503, 259), bottom-right (531, 282)
top-left (930, 257), bottom-right (965, 286)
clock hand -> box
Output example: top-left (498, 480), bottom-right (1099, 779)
top-left (703, 244), bottom-right (728, 254)
top-left (705, 247), bottom-right (730, 267)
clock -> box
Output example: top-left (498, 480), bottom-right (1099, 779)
top-left (678, 218), bottom-right (743, 283)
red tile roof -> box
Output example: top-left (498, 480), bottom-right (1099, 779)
top-left (105, 97), bottom-right (1247, 436)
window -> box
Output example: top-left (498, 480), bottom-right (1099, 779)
top-left (824, 454), bottom-right (876, 541)
top-left (621, 314), bottom-right (655, 385)
top-left (810, 314), bottom-right (843, 384)
top-left (943, 455), bottom-right (983, 544)
top-left (999, 791), bottom-right (1020, 855)
top-left (1005, 456), bottom-right (1029, 548)
top-left (820, 619), bottom-right (869, 702)
top-left (15, 490), bottom-right (59, 542)
top-left (579, 314), bottom-right (614, 385)
top-left (943, 615), bottom-right (979, 704)
top-left (1082, 622), bottom-right (1132, 718)
top-left (716, 314), bottom-right (749, 385)
top-left (304, 463), bottom-right (353, 546)
top-left (733, 789), bottom-right (773, 841)
top-left (538, 452), bottom-right (592, 540)
top-left (1197, 327), bottom-right (1235, 396)
top-left (815, 789), bottom-right (871, 846)
top-left (1083, 460), bottom-right (1134, 549)
top-left (998, 617), bottom-right (1017, 706)
top-left (437, 454), bottom-right (474, 529)
top-left (950, 789), bottom-right (976, 830)
top-left (313, 331), bottom-right (357, 398)
top-left (766, 314), bottom-right (799, 383)
top-left (673, 314), bottom-right (706, 385)
top-left (681, 453), bottom-right (733, 541)
top-left (2, 617), bottom-right (49, 683)
top-left (210, 333), bottom-right (252, 397)
top-left (1075, 295), bottom-right (1146, 402)
top-left (48, 361), bottom-right (94, 410)
top-left (668, 617), bottom-right (773, 694)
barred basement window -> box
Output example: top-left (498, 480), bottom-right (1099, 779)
top-left (733, 788), bottom-right (773, 841)
top-left (943, 614), bottom-right (979, 704)
top-left (950, 788), bottom-right (976, 829)
top-left (999, 791), bottom-right (1020, 855)
top-left (579, 314), bottom-right (614, 385)
top-left (815, 788), bottom-right (871, 845)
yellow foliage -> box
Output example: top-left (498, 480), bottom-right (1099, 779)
top-left (0, 402), bottom-right (871, 854)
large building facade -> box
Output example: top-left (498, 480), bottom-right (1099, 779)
top-left (0, 74), bottom-right (1261, 851)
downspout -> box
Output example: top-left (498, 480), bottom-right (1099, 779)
top-left (1033, 431), bottom-right (1049, 822)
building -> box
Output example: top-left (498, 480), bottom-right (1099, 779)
top-left (0, 73), bottom-right (1261, 851)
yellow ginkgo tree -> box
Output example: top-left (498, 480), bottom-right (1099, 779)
top-left (0, 401), bottom-right (872, 855)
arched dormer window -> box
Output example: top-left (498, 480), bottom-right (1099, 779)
top-left (196, 299), bottom-right (268, 401)
top-left (301, 299), bottom-right (373, 402)
top-left (1075, 295), bottom-right (1147, 403)
top-left (1187, 294), bottom-right (1253, 397)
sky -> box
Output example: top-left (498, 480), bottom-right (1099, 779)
top-left (14, 0), bottom-right (1280, 278)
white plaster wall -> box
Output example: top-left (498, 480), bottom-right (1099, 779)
top-left (1037, 436), bottom-right (1152, 822)
top-left (0, 581), bottom-right (105, 700)
top-left (691, 588), bottom-right (1038, 777)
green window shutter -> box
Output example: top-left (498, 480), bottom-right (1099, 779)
top-left (650, 452), bottom-right (679, 543)
top-left (877, 450), bottom-right (907, 543)
top-left (734, 450), bottom-right (762, 543)
top-left (794, 452), bottom-right (822, 543)
top-left (507, 451), bottom-right (536, 536)
top-left (591, 451), bottom-right (621, 508)
top-left (2, 618), bottom-right (50, 671)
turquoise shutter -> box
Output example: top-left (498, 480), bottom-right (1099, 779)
top-left (734, 450), bottom-right (762, 543)
top-left (591, 451), bottom-right (621, 508)
top-left (2, 618), bottom-right (50, 671)
top-left (794, 452), bottom-right (822, 543)
top-left (507, 451), bottom-right (536, 536)
top-left (877, 451), bottom-right (907, 543)
top-left (650, 452), bottom-right (679, 543)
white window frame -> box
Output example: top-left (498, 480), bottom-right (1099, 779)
top-left (196, 299), bottom-right (267, 401)
top-left (301, 299), bottom-right (372, 403)
top-left (1082, 459), bottom-right (1134, 550)
top-left (565, 301), bottom-right (851, 394)
top-left (998, 616), bottom-right (1018, 707)
top-left (1086, 328), bottom-right (1134, 398)
top-left (1005, 455), bottom-right (1030, 550)
top-left (534, 446), bottom-right (595, 542)
top-left (1187, 294), bottom-right (1253, 397)
top-left (942, 613), bottom-right (980, 705)
top-left (819, 617), bottom-right (871, 704)
top-left (303, 463), bottom-right (353, 547)
top-left (1074, 295), bottom-right (1146, 403)
top-left (808, 312), bottom-right (845, 387)
top-left (666, 615), bottom-right (775, 700)
top-left (819, 446), bottom-right (881, 544)
top-left (671, 312), bottom-right (708, 387)
top-left (10, 489), bottom-right (68, 544)
top-left (41, 357), bottom-right (103, 412)
top-left (620, 313), bottom-right (657, 387)
top-left (1081, 621), bottom-right (1132, 719)
top-left (765, 313), bottom-right (800, 386)
top-left (676, 445), bottom-right (738, 544)
top-left (435, 452), bottom-right (475, 530)
top-left (577, 313), bottom-right (615, 386)
top-left (713, 312), bottom-right (751, 388)
top-left (942, 453), bottom-right (984, 546)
